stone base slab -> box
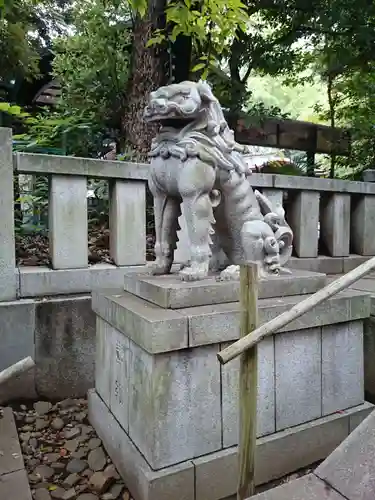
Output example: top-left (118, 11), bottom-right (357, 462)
top-left (123, 269), bottom-right (326, 309)
top-left (249, 474), bottom-right (346, 500)
top-left (9, 256), bottom-right (371, 299)
top-left (92, 288), bottom-right (371, 353)
top-left (88, 389), bottom-right (373, 500)
top-left (287, 254), bottom-right (369, 274)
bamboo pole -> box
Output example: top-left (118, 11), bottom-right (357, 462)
top-left (0, 357), bottom-right (35, 386)
top-left (237, 264), bottom-right (258, 500)
top-left (218, 256), bottom-right (375, 365)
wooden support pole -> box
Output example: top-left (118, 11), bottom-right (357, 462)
top-left (0, 357), bottom-right (35, 387)
top-left (218, 255), bottom-right (375, 365)
top-left (237, 264), bottom-right (258, 500)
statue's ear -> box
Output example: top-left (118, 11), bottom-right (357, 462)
top-left (197, 81), bottom-right (217, 102)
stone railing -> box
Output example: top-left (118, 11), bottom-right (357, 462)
top-left (1, 126), bottom-right (375, 301)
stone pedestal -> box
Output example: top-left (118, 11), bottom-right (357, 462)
top-left (89, 270), bottom-right (373, 500)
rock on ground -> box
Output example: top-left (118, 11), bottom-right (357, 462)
top-left (12, 398), bottom-right (133, 500)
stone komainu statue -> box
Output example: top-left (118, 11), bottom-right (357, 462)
top-left (143, 80), bottom-right (293, 281)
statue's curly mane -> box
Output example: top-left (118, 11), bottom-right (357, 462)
top-left (148, 81), bottom-right (250, 175)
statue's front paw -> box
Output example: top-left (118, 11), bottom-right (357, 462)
top-left (179, 262), bottom-right (209, 281)
top-left (219, 265), bottom-right (240, 281)
top-left (147, 258), bottom-right (172, 276)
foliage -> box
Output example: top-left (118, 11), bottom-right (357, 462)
top-left (0, 0), bottom-right (40, 85)
top-left (329, 70), bottom-right (375, 178)
top-left (52, 0), bottom-right (133, 135)
top-left (144, 0), bottom-right (249, 71)
top-left (1, 0), bottom-right (72, 103)
top-left (247, 73), bottom-right (327, 121)
top-left (5, 0), bottom-right (134, 157)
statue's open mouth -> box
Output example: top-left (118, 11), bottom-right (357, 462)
top-left (144, 99), bottom-right (201, 124)
top-left (151, 117), bottom-right (196, 128)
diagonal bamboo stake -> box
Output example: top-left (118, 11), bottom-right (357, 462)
top-left (218, 256), bottom-right (375, 365)
top-left (0, 357), bottom-right (35, 387)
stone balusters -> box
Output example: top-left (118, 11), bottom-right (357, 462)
top-left (109, 180), bottom-right (146, 266)
top-left (287, 191), bottom-right (320, 258)
top-left (351, 194), bottom-right (375, 256)
top-left (48, 176), bottom-right (147, 269)
top-left (0, 128), bottom-right (16, 299)
top-left (261, 188), bottom-right (283, 208)
top-left (49, 175), bottom-right (88, 269)
top-left (320, 193), bottom-right (351, 257)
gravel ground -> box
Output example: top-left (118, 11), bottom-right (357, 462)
top-left (12, 397), bottom-right (318, 500)
top-left (13, 398), bottom-right (132, 500)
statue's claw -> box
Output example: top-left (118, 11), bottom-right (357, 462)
top-left (179, 261), bottom-right (209, 281)
top-left (219, 265), bottom-right (240, 281)
top-left (147, 258), bottom-right (173, 276)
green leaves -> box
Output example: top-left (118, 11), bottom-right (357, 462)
top-left (134, 0), bottom-right (250, 60)
top-left (129, 0), bottom-right (147, 17)
top-left (47, 0), bottom-right (132, 154)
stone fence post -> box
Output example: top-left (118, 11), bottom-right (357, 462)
top-left (0, 128), bottom-right (16, 300)
top-left (362, 170), bottom-right (375, 183)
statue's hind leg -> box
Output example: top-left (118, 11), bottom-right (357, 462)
top-left (148, 189), bottom-right (181, 275)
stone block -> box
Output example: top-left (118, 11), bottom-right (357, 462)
top-left (221, 336), bottom-right (275, 448)
top-left (88, 389), bottom-right (195, 500)
top-left (128, 342), bottom-right (222, 469)
top-left (49, 174), bottom-right (88, 269)
top-left (193, 404), bottom-right (370, 498)
top-left (0, 128), bottom-right (16, 300)
top-left (362, 169), bottom-right (375, 182)
top-left (261, 188), bottom-right (283, 210)
top-left (0, 300), bottom-right (36, 403)
top-left (320, 193), bottom-right (350, 257)
top-left (95, 317), bottom-right (113, 408)
top-left (273, 174), bottom-right (375, 195)
top-left (351, 195), bottom-right (375, 255)
top-left (316, 410), bottom-right (375, 500)
top-left (256, 408), bottom-right (350, 486)
top-left (35, 296), bottom-right (96, 399)
top-left (89, 388), bottom-right (371, 500)
top-left (109, 180), bottom-right (146, 265)
top-left (250, 474), bottom-right (346, 500)
top-left (287, 191), bottom-right (320, 258)
top-left (0, 469), bottom-right (32, 500)
top-left (0, 407), bottom-right (25, 475)
top-left (14, 151), bottom-right (150, 180)
top-left (275, 327), bottom-right (322, 430)
top-left (0, 300), bottom-right (35, 371)
top-left (288, 256), bottom-right (343, 274)
top-left (92, 290), bottom-right (188, 353)
top-left (348, 277), bottom-right (375, 294)
top-left (180, 289), bottom-right (370, 348)
top-left (123, 269), bottom-right (326, 309)
top-left (349, 401), bottom-right (374, 433)
top-left (343, 255), bottom-right (369, 273)
top-left (322, 321), bottom-right (364, 415)
top-left (0, 369), bottom-right (36, 405)
top-left (364, 318), bottom-right (375, 403)
top-left (19, 264), bottom-right (148, 297)
top-left (95, 318), bottom-right (130, 431)
top-left (110, 325), bottom-right (130, 433)
top-left (193, 448), bottom-right (238, 500)
top-left (93, 287), bottom-right (370, 352)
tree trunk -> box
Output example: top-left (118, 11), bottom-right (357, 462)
top-left (122, 0), bottom-right (169, 155)
top-left (172, 35), bottom-right (192, 83)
